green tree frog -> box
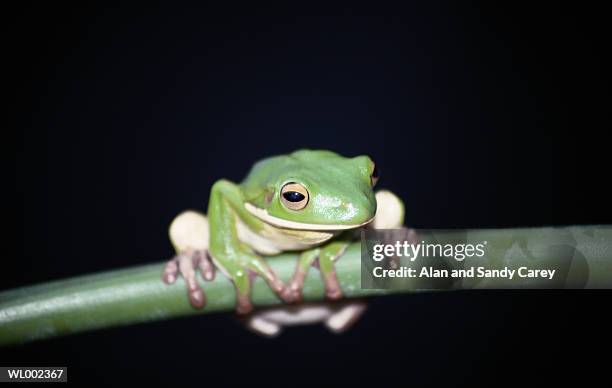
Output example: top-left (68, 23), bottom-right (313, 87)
top-left (163, 149), bottom-right (404, 335)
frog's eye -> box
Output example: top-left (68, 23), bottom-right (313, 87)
top-left (371, 163), bottom-right (379, 187)
top-left (280, 182), bottom-right (309, 210)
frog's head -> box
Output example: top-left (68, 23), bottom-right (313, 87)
top-left (242, 150), bottom-right (378, 231)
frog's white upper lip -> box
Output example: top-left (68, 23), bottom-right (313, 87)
top-left (244, 203), bottom-right (375, 231)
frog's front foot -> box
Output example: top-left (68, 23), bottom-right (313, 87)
top-left (162, 249), bottom-right (215, 308)
top-left (232, 273), bottom-right (286, 315)
top-left (320, 266), bottom-right (343, 300)
top-left (216, 254), bottom-right (291, 315)
top-left (280, 272), bottom-right (307, 303)
top-left (282, 242), bottom-right (348, 303)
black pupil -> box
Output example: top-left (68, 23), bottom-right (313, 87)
top-left (283, 191), bottom-right (305, 202)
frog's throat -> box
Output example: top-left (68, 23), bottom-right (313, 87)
top-left (244, 203), bottom-right (375, 231)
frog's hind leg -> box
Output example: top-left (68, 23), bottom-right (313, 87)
top-left (163, 210), bottom-right (215, 308)
top-left (244, 304), bottom-right (333, 337)
top-left (246, 315), bottom-right (282, 337)
top-left (372, 190), bottom-right (405, 229)
top-left (243, 301), bottom-right (367, 337)
top-left (324, 300), bottom-right (367, 333)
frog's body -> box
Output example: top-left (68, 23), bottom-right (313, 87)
top-left (163, 150), bottom-right (404, 335)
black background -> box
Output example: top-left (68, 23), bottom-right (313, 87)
top-left (4, 2), bottom-right (611, 387)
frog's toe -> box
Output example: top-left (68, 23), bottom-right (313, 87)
top-left (280, 281), bottom-right (302, 303)
top-left (187, 286), bottom-right (206, 308)
top-left (281, 265), bottom-right (310, 303)
top-left (236, 292), bottom-right (254, 315)
top-left (243, 302), bottom-right (366, 336)
top-left (324, 301), bottom-right (367, 333)
top-left (162, 259), bottom-right (179, 284)
top-left (323, 272), bottom-right (343, 300)
top-left (246, 316), bottom-right (282, 337)
top-left (194, 250), bottom-right (215, 281)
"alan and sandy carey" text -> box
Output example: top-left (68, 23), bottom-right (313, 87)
top-left (373, 266), bottom-right (556, 280)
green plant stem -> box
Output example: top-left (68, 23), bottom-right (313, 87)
top-left (1, 226), bottom-right (611, 346)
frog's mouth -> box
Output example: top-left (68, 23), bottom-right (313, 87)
top-left (244, 203), bottom-right (375, 231)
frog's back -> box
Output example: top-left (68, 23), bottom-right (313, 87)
top-left (241, 149), bottom-right (345, 185)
